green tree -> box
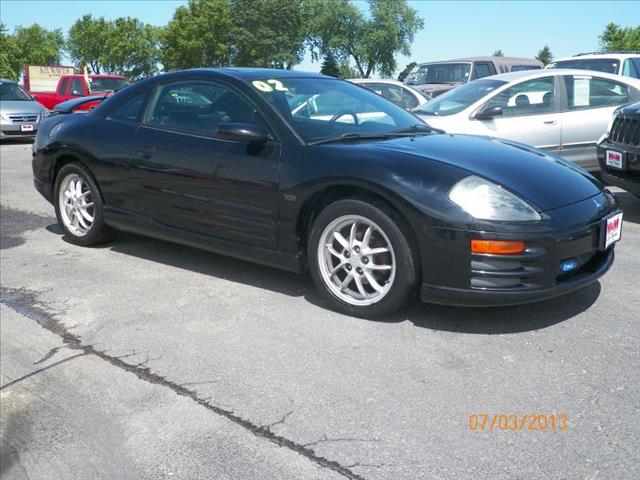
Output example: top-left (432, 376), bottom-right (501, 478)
top-left (107, 18), bottom-right (160, 80)
top-left (0, 23), bottom-right (20, 80)
top-left (536, 45), bottom-right (553, 66)
top-left (397, 61), bottom-right (416, 81)
top-left (160, 0), bottom-right (233, 71)
top-left (67, 14), bottom-right (113, 74)
top-left (320, 52), bottom-right (340, 77)
top-left (230, 0), bottom-right (306, 69)
top-left (492, 49), bottom-right (504, 57)
top-left (9, 24), bottom-right (65, 79)
top-left (307, 0), bottom-right (423, 78)
top-left (599, 23), bottom-right (640, 51)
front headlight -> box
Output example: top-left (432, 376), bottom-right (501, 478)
top-left (449, 175), bottom-right (542, 222)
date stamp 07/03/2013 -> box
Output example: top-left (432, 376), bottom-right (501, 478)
top-left (468, 413), bottom-right (568, 432)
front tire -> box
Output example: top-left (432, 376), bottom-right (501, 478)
top-left (54, 163), bottom-right (112, 246)
top-left (308, 199), bottom-right (417, 318)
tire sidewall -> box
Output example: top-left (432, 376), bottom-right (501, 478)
top-left (308, 199), bottom-right (416, 318)
top-left (54, 163), bottom-right (109, 246)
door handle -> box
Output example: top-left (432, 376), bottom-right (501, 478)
top-left (134, 145), bottom-right (155, 159)
top-left (543, 120), bottom-right (557, 125)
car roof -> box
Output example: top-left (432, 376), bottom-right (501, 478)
top-left (418, 56), bottom-right (541, 65)
top-left (193, 67), bottom-right (331, 81)
top-left (348, 78), bottom-right (406, 86)
top-left (554, 53), bottom-right (640, 62)
top-left (485, 68), bottom-right (640, 85)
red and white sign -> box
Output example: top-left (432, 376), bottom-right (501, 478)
top-left (20, 125), bottom-right (34, 132)
top-left (606, 150), bottom-right (623, 170)
top-left (605, 212), bottom-right (623, 249)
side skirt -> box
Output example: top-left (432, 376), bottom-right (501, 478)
top-left (103, 206), bottom-right (303, 273)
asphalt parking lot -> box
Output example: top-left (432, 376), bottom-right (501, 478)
top-left (1, 140), bottom-right (639, 480)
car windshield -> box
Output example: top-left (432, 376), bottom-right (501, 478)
top-left (548, 59), bottom-right (620, 75)
top-left (89, 77), bottom-right (129, 92)
top-left (252, 77), bottom-right (423, 143)
top-left (0, 82), bottom-right (33, 101)
top-left (416, 79), bottom-right (506, 116)
top-left (405, 63), bottom-right (471, 85)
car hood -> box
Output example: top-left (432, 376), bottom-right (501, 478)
top-left (0, 100), bottom-right (46, 114)
top-left (411, 83), bottom-right (459, 97)
top-left (370, 133), bottom-right (602, 211)
top-left (617, 101), bottom-right (640, 116)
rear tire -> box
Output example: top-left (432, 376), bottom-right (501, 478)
top-left (54, 163), bottom-right (113, 246)
top-left (308, 199), bottom-right (417, 318)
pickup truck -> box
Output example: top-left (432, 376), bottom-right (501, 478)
top-left (28, 74), bottom-right (128, 110)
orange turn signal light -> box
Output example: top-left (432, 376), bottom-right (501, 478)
top-left (470, 240), bottom-right (526, 255)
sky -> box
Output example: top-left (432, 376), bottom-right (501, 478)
top-left (1, 0), bottom-right (639, 76)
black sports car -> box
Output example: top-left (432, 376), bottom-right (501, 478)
top-left (33, 68), bottom-right (623, 317)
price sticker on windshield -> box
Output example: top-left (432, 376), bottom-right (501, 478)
top-left (252, 79), bottom-right (289, 92)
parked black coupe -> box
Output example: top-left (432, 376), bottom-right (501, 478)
top-left (33, 69), bottom-right (623, 317)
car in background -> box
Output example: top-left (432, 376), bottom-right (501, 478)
top-left (0, 78), bottom-right (48, 140)
top-left (416, 69), bottom-right (640, 171)
top-left (348, 78), bottom-right (429, 111)
top-left (404, 56), bottom-right (543, 98)
top-left (548, 52), bottom-right (640, 79)
top-left (28, 74), bottom-right (128, 110)
top-left (597, 101), bottom-right (640, 197)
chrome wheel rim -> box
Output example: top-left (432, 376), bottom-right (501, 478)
top-left (318, 215), bottom-right (396, 306)
top-left (59, 173), bottom-right (94, 237)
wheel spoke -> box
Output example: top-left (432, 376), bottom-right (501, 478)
top-left (365, 263), bottom-right (392, 271)
top-left (330, 262), bottom-right (346, 277)
top-left (76, 212), bottom-right (90, 229)
top-left (339, 273), bottom-right (353, 291)
top-left (353, 275), bottom-right (368, 299)
top-left (362, 226), bottom-right (372, 249)
top-left (64, 190), bottom-right (72, 200)
top-left (326, 244), bottom-right (343, 259)
top-left (79, 191), bottom-right (91, 200)
top-left (363, 247), bottom-right (389, 255)
top-left (363, 271), bottom-right (384, 292)
top-left (79, 208), bottom-right (93, 222)
top-left (349, 221), bottom-right (358, 246)
top-left (333, 232), bottom-right (349, 250)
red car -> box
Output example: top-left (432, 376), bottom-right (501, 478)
top-left (28, 74), bottom-right (128, 110)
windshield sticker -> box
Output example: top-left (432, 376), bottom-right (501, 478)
top-left (252, 79), bottom-right (289, 93)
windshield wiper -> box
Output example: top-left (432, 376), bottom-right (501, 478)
top-left (309, 126), bottom-right (441, 146)
top-left (390, 124), bottom-right (444, 134)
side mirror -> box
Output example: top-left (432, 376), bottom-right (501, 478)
top-left (474, 105), bottom-right (503, 120)
top-left (216, 123), bottom-right (269, 143)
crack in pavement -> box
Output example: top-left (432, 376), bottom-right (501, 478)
top-left (0, 286), bottom-right (368, 480)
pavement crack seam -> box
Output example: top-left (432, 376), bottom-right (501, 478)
top-left (0, 286), bottom-right (368, 480)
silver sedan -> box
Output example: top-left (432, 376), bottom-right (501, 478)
top-left (1, 79), bottom-right (49, 140)
top-left (416, 69), bottom-right (640, 171)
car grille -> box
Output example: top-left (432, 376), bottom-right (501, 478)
top-left (609, 115), bottom-right (640, 147)
top-left (7, 114), bottom-right (39, 124)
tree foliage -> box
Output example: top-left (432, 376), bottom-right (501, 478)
top-left (307, 0), bottom-right (423, 78)
top-left (67, 14), bottom-right (113, 74)
top-left (536, 45), bottom-right (553, 66)
top-left (160, 0), bottom-right (233, 71)
top-left (599, 23), bottom-right (640, 51)
top-left (397, 61), bottom-right (416, 81)
top-left (230, 0), bottom-right (306, 69)
top-left (106, 18), bottom-right (160, 80)
top-left (0, 24), bottom-right (65, 80)
top-left (492, 49), bottom-right (504, 57)
top-left (320, 52), bottom-right (340, 77)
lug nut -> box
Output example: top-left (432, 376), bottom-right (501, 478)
top-left (354, 246), bottom-right (360, 253)
top-left (344, 251), bottom-right (350, 258)
top-left (346, 264), bottom-right (352, 271)
top-left (356, 267), bottom-right (363, 275)
top-left (362, 257), bottom-right (369, 264)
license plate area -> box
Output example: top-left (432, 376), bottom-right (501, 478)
top-left (20, 124), bottom-right (34, 132)
top-left (605, 150), bottom-right (623, 170)
top-left (599, 212), bottom-right (623, 250)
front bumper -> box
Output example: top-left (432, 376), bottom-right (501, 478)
top-left (597, 140), bottom-right (640, 196)
top-left (416, 193), bottom-right (621, 307)
top-left (1, 122), bottom-right (39, 139)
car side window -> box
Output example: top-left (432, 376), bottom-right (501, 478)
top-left (367, 83), bottom-right (405, 108)
top-left (473, 63), bottom-right (493, 80)
top-left (69, 79), bottom-right (84, 96)
top-left (622, 59), bottom-right (640, 79)
top-left (483, 77), bottom-right (555, 117)
top-left (400, 87), bottom-right (419, 109)
top-left (111, 92), bottom-right (148, 123)
top-left (58, 78), bottom-right (69, 95)
top-left (563, 76), bottom-right (630, 110)
top-left (144, 81), bottom-right (266, 137)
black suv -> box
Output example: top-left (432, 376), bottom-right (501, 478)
top-left (598, 101), bottom-right (640, 197)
